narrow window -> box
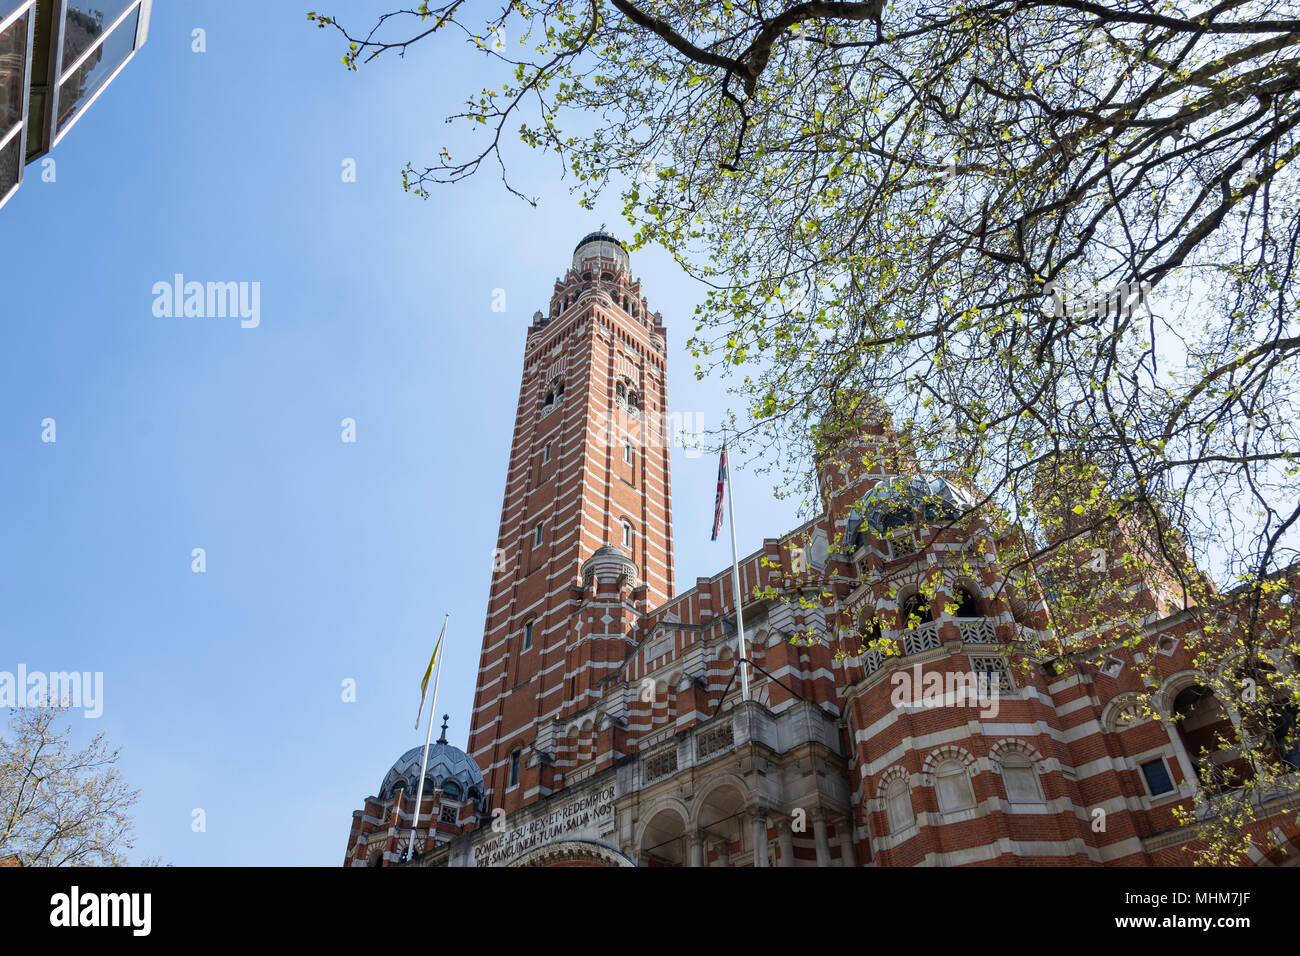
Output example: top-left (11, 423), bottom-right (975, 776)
top-left (934, 760), bottom-right (975, 812)
top-left (509, 750), bottom-right (521, 788)
top-left (901, 593), bottom-right (931, 627)
top-left (622, 521), bottom-right (633, 548)
top-left (534, 523), bottom-right (544, 547)
top-left (1001, 753), bottom-right (1043, 803)
top-left (1140, 758), bottom-right (1176, 796)
top-left (543, 442), bottom-right (552, 464)
top-left (885, 778), bottom-right (914, 833)
top-left (954, 585), bottom-right (982, 617)
top-left (623, 440), bottom-right (633, 464)
top-left (523, 620), bottom-right (533, 651)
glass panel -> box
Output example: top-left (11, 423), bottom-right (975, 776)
top-left (56, 4), bottom-right (137, 132)
top-left (61, 0), bottom-right (134, 68)
top-left (23, 85), bottom-right (43, 158)
top-left (1141, 759), bottom-right (1175, 796)
top-left (0, 6), bottom-right (28, 137)
top-left (0, 129), bottom-right (20, 199)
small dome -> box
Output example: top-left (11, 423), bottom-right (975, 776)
top-left (581, 544), bottom-right (638, 587)
top-left (864, 475), bottom-right (976, 532)
top-left (573, 230), bottom-right (629, 274)
top-left (380, 720), bottom-right (485, 807)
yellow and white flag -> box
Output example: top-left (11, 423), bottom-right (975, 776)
top-left (414, 621), bottom-right (446, 730)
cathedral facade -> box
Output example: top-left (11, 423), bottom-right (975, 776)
top-left (344, 233), bottom-right (1300, 867)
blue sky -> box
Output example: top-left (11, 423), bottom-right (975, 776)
top-left (0, 1), bottom-right (802, 865)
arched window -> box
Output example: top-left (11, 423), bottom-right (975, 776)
top-left (523, 620), bottom-right (534, 651)
top-left (858, 608), bottom-right (883, 644)
top-left (624, 440), bottom-right (633, 464)
top-left (1000, 753), bottom-right (1043, 804)
top-left (885, 778), bottom-right (914, 833)
top-left (1172, 685), bottom-right (1235, 789)
top-left (542, 389), bottom-right (554, 408)
top-left (509, 750), bottom-right (521, 788)
top-left (901, 592), bottom-right (931, 628)
top-left (389, 779), bottom-right (408, 799)
top-left (953, 585), bottom-right (982, 618)
top-left (442, 781), bottom-right (462, 801)
top-left (616, 382), bottom-right (627, 403)
top-left (627, 390), bottom-right (641, 412)
top-left (1233, 661), bottom-right (1300, 772)
top-left (622, 521), bottom-right (634, 549)
top-left (934, 759), bottom-right (975, 812)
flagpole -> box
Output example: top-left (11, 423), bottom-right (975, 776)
top-left (406, 613), bottom-right (448, 861)
top-left (723, 432), bottom-right (751, 702)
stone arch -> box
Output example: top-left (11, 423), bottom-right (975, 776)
top-left (511, 839), bottom-right (636, 868)
top-left (876, 765), bottom-right (915, 834)
top-left (947, 577), bottom-right (985, 617)
top-left (921, 745), bottom-right (977, 775)
top-left (1101, 692), bottom-right (1151, 733)
top-left (691, 773), bottom-right (750, 866)
top-left (635, 797), bottom-right (691, 867)
top-left (1153, 669), bottom-right (1211, 717)
top-left (988, 738), bottom-right (1045, 766)
top-left (923, 746), bottom-right (979, 813)
top-left (875, 764), bottom-right (912, 800)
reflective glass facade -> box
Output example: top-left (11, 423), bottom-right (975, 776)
top-left (0, 1), bottom-right (34, 206)
top-left (0, 0), bottom-right (150, 210)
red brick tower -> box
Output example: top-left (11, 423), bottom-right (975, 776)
top-left (468, 232), bottom-right (674, 814)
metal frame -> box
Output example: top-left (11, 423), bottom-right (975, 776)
top-left (49, 0), bottom-right (150, 150)
top-left (0, 0), bottom-right (37, 209)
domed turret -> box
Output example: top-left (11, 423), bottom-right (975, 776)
top-left (573, 229), bottom-right (629, 275)
top-left (580, 544), bottom-right (639, 589)
top-left (379, 717), bottom-right (486, 810)
top-left (863, 475), bottom-right (976, 532)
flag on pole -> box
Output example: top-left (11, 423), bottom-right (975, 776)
top-left (711, 442), bottom-right (727, 541)
top-left (414, 621), bottom-right (446, 729)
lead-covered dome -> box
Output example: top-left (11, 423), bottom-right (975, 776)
top-left (581, 543), bottom-right (639, 588)
top-left (380, 720), bottom-right (486, 808)
top-left (863, 475), bottom-right (977, 532)
top-left (573, 230), bottom-right (629, 274)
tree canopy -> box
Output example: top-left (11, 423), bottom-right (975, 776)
top-left (0, 707), bottom-right (145, 866)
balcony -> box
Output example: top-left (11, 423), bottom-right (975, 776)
top-left (623, 699), bottom-right (843, 791)
top-left (851, 616), bottom-right (1007, 679)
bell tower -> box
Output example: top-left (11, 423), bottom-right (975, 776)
top-left (467, 231), bottom-right (674, 814)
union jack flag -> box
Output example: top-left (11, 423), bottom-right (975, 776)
top-left (711, 443), bottom-right (727, 541)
